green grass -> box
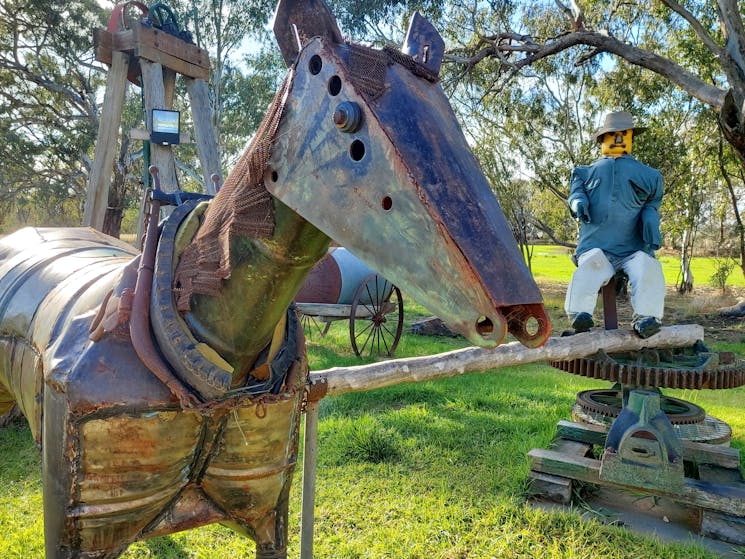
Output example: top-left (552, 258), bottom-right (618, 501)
top-left (531, 245), bottom-right (745, 288)
top-left (1, 247), bottom-right (743, 558)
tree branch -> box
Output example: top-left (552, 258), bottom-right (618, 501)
top-left (458, 29), bottom-right (727, 110)
top-left (659, 0), bottom-right (723, 57)
top-left (717, 0), bottom-right (745, 98)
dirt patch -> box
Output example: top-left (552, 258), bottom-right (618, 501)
top-left (537, 281), bottom-right (745, 345)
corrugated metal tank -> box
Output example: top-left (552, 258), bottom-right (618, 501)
top-left (295, 247), bottom-right (386, 305)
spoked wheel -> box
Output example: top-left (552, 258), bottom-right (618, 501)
top-left (350, 274), bottom-right (404, 358)
top-left (299, 313), bottom-right (331, 341)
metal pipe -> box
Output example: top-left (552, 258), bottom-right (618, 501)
top-left (300, 400), bottom-right (319, 559)
top-left (129, 165), bottom-right (200, 408)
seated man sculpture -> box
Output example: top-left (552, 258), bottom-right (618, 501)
top-left (565, 110), bottom-right (665, 338)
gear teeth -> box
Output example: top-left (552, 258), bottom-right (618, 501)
top-left (575, 389), bottom-right (706, 425)
top-left (549, 346), bottom-right (745, 391)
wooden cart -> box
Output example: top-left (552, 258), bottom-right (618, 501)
top-left (296, 273), bottom-right (404, 358)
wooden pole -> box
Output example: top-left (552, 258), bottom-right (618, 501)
top-left (300, 400), bottom-right (319, 559)
top-left (186, 78), bottom-right (222, 194)
top-left (84, 50), bottom-right (129, 231)
top-left (140, 60), bottom-right (179, 193)
top-left (309, 325), bottom-right (705, 397)
top-left (162, 67), bottom-right (177, 109)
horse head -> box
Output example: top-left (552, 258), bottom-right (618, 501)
top-left (266, 0), bottom-right (550, 348)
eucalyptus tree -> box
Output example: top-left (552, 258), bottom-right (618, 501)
top-left (448, 1), bottom-right (745, 277)
top-left (173, 0), bottom-right (278, 163)
top-left (0, 0), bottom-right (107, 231)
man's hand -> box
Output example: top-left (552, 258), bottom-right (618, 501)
top-left (571, 200), bottom-right (591, 223)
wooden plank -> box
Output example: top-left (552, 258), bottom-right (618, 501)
top-left (295, 303), bottom-right (372, 319)
top-left (140, 59), bottom-right (178, 233)
top-left (186, 78), bottom-right (222, 194)
top-left (93, 28), bottom-right (113, 65)
top-left (698, 462), bottom-right (745, 543)
top-left (557, 420), bottom-right (742, 469)
top-left (528, 448), bottom-right (745, 517)
top-left (111, 28), bottom-right (136, 51)
top-left (550, 438), bottom-right (593, 458)
top-left (686, 442), bottom-right (742, 470)
top-left (700, 510), bottom-right (745, 544)
top-left (136, 43), bottom-right (209, 80)
top-left (527, 471), bottom-right (573, 504)
top-left (556, 420), bottom-right (607, 445)
top-left (310, 324), bottom-right (704, 396)
top-left (132, 25), bottom-right (209, 68)
top-left (83, 51), bottom-right (129, 231)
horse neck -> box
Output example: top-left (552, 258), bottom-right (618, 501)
top-left (183, 199), bottom-right (329, 380)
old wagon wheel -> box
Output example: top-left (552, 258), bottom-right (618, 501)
top-left (350, 274), bottom-right (403, 358)
top-left (299, 313), bottom-right (331, 340)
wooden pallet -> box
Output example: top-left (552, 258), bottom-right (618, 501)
top-left (528, 420), bottom-right (745, 545)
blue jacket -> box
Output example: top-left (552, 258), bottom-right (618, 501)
top-left (568, 154), bottom-right (663, 259)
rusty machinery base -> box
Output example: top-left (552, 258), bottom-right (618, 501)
top-left (527, 341), bottom-right (745, 545)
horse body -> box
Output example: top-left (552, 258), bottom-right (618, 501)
top-left (0, 1), bottom-right (551, 557)
top-left (0, 227), bottom-right (303, 558)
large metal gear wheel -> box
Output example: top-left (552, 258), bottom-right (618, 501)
top-left (549, 342), bottom-right (745, 390)
top-left (574, 389), bottom-right (706, 425)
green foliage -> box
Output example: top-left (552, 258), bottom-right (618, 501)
top-left (0, 0), bottom-right (107, 229)
top-left (709, 256), bottom-right (737, 294)
top-left (322, 414), bottom-right (402, 464)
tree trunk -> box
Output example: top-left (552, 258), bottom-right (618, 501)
top-left (103, 207), bottom-right (123, 239)
top-left (717, 126), bottom-right (745, 280)
top-left (678, 229), bottom-right (694, 294)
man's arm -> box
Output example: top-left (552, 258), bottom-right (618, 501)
top-left (640, 170), bottom-right (663, 250)
top-left (568, 167), bottom-right (591, 223)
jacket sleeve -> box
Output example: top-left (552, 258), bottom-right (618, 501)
top-left (567, 166), bottom-right (589, 219)
top-left (640, 170), bottom-right (663, 250)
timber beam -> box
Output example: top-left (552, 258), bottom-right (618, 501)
top-left (309, 324), bottom-right (705, 396)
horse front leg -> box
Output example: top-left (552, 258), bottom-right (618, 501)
top-left (253, 487), bottom-right (291, 559)
top-left (42, 389), bottom-right (128, 559)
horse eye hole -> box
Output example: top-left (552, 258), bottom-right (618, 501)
top-left (350, 140), bottom-right (365, 161)
top-left (328, 75), bottom-right (342, 96)
top-left (309, 55), bottom-right (323, 75)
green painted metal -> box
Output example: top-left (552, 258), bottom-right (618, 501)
top-left (600, 390), bottom-right (684, 492)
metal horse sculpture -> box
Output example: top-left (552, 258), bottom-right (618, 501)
top-left (0, 1), bottom-right (550, 557)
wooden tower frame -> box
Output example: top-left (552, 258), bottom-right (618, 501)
top-left (84, 11), bottom-right (220, 231)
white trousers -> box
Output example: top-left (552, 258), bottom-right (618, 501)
top-left (564, 248), bottom-right (665, 320)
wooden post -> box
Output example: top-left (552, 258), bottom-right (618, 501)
top-left (140, 60), bottom-right (178, 193)
top-left (309, 324), bottom-right (705, 397)
top-left (601, 277), bottom-right (618, 330)
top-left (83, 50), bottom-right (129, 231)
top-left (162, 67), bottom-right (177, 109)
top-left (186, 78), bottom-right (221, 194)
top-left (300, 400), bottom-right (320, 559)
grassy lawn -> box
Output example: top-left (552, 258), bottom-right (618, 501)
top-left (1, 248), bottom-right (743, 558)
top-left (530, 245), bottom-right (745, 290)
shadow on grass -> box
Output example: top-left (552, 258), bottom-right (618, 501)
top-left (0, 419), bottom-right (41, 486)
top-left (142, 536), bottom-right (191, 558)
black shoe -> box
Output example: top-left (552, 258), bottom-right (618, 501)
top-left (571, 312), bottom-right (594, 333)
top-left (633, 316), bottom-right (661, 338)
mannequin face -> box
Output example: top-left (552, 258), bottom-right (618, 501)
top-left (600, 129), bottom-right (633, 156)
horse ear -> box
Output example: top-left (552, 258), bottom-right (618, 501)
top-left (273, 0), bottom-right (344, 66)
top-left (402, 12), bottom-right (445, 75)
